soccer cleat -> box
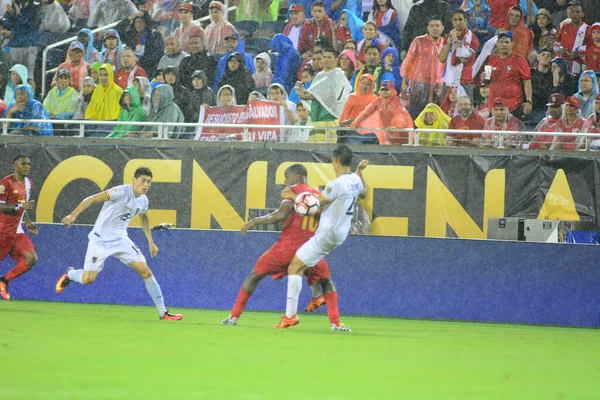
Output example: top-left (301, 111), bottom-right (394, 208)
top-left (304, 295), bottom-right (326, 312)
top-left (160, 311), bottom-right (184, 321)
top-left (0, 279), bottom-right (10, 301)
top-left (222, 316), bottom-right (238, 326)
top-left (275, 314), bottom-right (300, 329)
top-left (331, 323), bottom-right (352, 332)
top-left (55, 268), bottom-right (73, 294)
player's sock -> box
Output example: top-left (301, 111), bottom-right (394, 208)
top-left (310, 283), bottom-right (322, 299)
top-left (3, 260), bottom-right (31, 282)
top-left (231, 288), bottom-right (251, 319)
top-left (144, 275), bottom-right (167, 315)
top-left (67, 269), bottom-right (84, 284)
top-left (285, 274), bottom-right (302, 318)
top-left (324, 291), bottom-right (341, 325)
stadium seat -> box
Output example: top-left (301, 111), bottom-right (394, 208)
top-left (234, 20), bottom-right (260, 36)
top-left (246, 37), bottom-right (271, 53)
top-left (261, 21), bottom-right (286, 34)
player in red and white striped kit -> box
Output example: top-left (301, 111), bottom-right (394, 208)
top-left (0, 155), bottom-right (39, 301)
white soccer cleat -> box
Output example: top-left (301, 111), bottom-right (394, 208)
top-left (331, 323), bottom-right (352, 332)
top-left (222, 317), bottom-right (238, 326)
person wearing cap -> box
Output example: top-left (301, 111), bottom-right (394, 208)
top-left (447, 95), bottom-right (486, 147)
top-left (88, 0), bottom-right (136, 29)
top-left (270, 34), bottom-right (303, 93)
top-left (116, 9), bottom-right (164, 77)
top-left (100, 29), bottom-right (124, 71)
top-left (480, 97), bottom-right (524, 148)
top-left (190, 70), bottom-right (216, 118)
top-left (529, 92), bottom-right (564, 149)
top-left (178, 28), bottom-right (218, 90)
top-left (3, 0), bottom-right (41, 91)
top-left (43, 69), bottom-right (79, 132)
top-left (573, 70), bottom-right (599, 118)
top-left (71, 29), bottom-right (101, 64)
top-left (40, 0), bottom-right (70, 34)
top-left (54, 41), bottom-right (90, 92)
top-left (550, 56), bottom-right (578, 97)
top-left (530, 46), bottom-right (554, 122)
top-left (173, 2), bottom-right (205, 54)
top-left (576, 22), bottom-right (600, 74)
top-left (204, 0), bottom-right (237, 55)
top-left (483, 31), bottom-right (532, 119)
top-left (531, 8), bottom-right (556, 51)
top-left (401, 16), bottom-right (445, 116)
top-left (283, 4), bottom-right (306, 51)
top-left (581, 92), bottom-right (600, 150)
top-left (350, 79), bottom-right (414, 145)
top-left (157, 35), bottom-right (190, 71)
top-left (550, 95), bottom-right (585, 150)
top-left (554, 1), bottom-right (589, 75)
top-left (297, 1), bottom-right (336, 59)
top-left (114, 48), bottom-right (147, 90)
top-left (211, 32), bottom-right (256, 90)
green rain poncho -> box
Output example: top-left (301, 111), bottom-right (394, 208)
top-left (107, 85), bottom-right (147, 138)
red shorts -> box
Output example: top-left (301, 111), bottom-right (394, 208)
top-left (254, 241), bottom-right (330, 286)
top-left (0, 233), bottom-right (35, 262)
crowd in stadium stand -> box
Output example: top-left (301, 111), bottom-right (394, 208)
top-left (0, 0), bottom-right (599, 149)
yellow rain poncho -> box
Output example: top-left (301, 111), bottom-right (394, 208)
top-left (85, 63), bottom-right (123, 121)
top-left (414, 103), bottom-right (451, 147)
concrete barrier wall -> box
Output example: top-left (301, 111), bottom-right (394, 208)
top-left (3, 224), bottom-right (599, 327)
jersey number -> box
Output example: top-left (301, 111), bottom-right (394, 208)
top-left (120, 213), bottom-right (132, 221)
top-left (346, 197), bottom-right (356, 216)
top-left (301, 216), bottom-right (318, 232)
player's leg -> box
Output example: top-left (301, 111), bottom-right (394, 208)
top-left (128, 260), bottom-right (183, 321)
top-left (305, 282), bottom-right (326, 312)
top-left (275, 254), bottom-right (307, 328)
top-left (306, 260), bottom-right (351, 331)
top-left (223, 270), bottom-right (266, 325)
top-left (56, 239), bottom-right (105, 293)
top-left (0, 235), bottom-right (37, 300)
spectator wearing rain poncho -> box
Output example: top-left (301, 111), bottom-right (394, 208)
top-left (270, 34), bottom-right (303, 93)
top-left (107, 85), bottom-right (147, 138)
top-left (4, 64), bottom-right (27, 105)
top-left (573, 70), bottom-right (599, 119)
top-left (85, 63), bottom-right (123, 121)
top-left (100, 29), bottom-right (124, 71)
top-left (217, 52), bottom-right (256, 105)
top-left (289, 66), bottom-right (313, 104)
top-left (549, 95), bottom-right (586, 151)
top-left (414, 103), bottom-right (450, 146)
top-left (325, 0), bottom-right (361, 21)
top-left (54, 41), bottom-right (90, 92)
top-left (116, 9), bottom-right (164, 77)
top-left (204, 1), bottom-right (237, 55)
top-left (335, 8), bottom-right (365, 48)
top-left (89, 62), bottom-right (102, 84)
top-left (163, 65), bottom-right (193, 122)
top-left (338, 49), bottom-right (357, 81)
top-left (88, 0), bottom-right (137, 28)
top-left (380, 47), bottom-right (402, 91)
top-left (74, 76), bottom-right (96, 120)
top-left (190, 70), bottom-right (217, 121)
top-left (528, 92), bottom-right (564, 150)
top-left (142, 84), bottom-right (185, 138)
top-left (480, 97), bottom-right (524, 148)
top-left (72, 29), bottom-right (101, 64)
top-left (212, 32), bottom-right (256, 90)
top-left (267, 83), bottom-right (298, 140)
top-left (217, 85), bottom-right (237, 106)
top-left (133, 76), bottom-right (152, 117)
top-left (253, 53), bottom-right (273, 88)
top-left (582, 93), bottom-right (600, 151)
top-left (40, 0), bottom-right (70, 34)
top-left (5, 84), bottom-right (53, 136)
top-left (43, 69), bottom-right (79, 121)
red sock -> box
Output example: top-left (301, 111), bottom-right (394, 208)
top-left (324, 291), bottom-right (340, 325)
top-left (230, 288), bottom-right (252, 318)
top-left (4, 260), bottom-right (31, 282)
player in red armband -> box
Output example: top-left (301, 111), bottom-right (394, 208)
top-left (0, 155), bottom-right (40, 301)
top-left (222, 164), bottom-right (348, 330)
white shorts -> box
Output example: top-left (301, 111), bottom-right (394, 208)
top-left (83, 235), bottom-right (147, 272)
top-left (296, 233), bottom-right (340, 268)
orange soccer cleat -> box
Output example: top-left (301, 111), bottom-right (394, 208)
top-left (55, 268), bottom-right (73, 294)
top-left (160, 311), bottom-right (184, 321)
top-left (275, 314), bottom-right (300, 328)
top-left (0, 280), bottom-right (10, 301)
top-left (304, 295), bottom-right (326, 312)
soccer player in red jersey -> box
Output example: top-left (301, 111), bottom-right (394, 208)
top-left (0, 155), bottom-right (39, 301)
top-left (222, 164), bottom-right (350, 331)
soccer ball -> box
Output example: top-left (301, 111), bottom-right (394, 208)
top-left (294, 192), bottom-right (320, 216)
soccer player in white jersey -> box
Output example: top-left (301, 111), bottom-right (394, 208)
top-left (55, 167), bottom-right (183, 321)
top-left (276, 144), bottom-right (368, 331)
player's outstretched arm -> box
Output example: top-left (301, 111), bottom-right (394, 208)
top-left (241, 188), bottom-right (296, 235)
top-left (139, 213), bottom-right (158, 257)
top-left (62, 192), bottom-right (109, 227)
top-left (355, 159), bottom-right (369, 199)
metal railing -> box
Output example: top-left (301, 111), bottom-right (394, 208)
top-left (41, 1), bottom-right (235, 98)
top-left (1, 118), bottom-right (599, 151)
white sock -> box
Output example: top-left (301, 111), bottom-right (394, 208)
top-left (144, 275), bottom-right (167, 315)
top-left (67, 269), bottom-right (84, 284)
top-left (310, 283), bottom-right (322, 299)
top-left (285, 274), bottom-right (302, 318)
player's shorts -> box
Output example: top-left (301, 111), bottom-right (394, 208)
top-left (83, 234), bottom-right (147, 272)
top-left (0, 233), bottom-right (35, 262)
top-left (296, 233), bottom-right (340, 268)
top-left (254, 241), bottom-right (330, 286)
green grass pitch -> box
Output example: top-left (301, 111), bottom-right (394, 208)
top-left (1, 301), bottom-right (599, 399)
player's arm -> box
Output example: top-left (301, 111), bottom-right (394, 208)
top-left (355, 159), bottom-right (369, 199)
top-left (23, 211), bottom-right (39, 235)
top-left (61, 191), bottom-right (110, 227)
top-left (139, 213), bottom-right (158, 257)
top-left (241, 187), bottom-right (296, 235)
